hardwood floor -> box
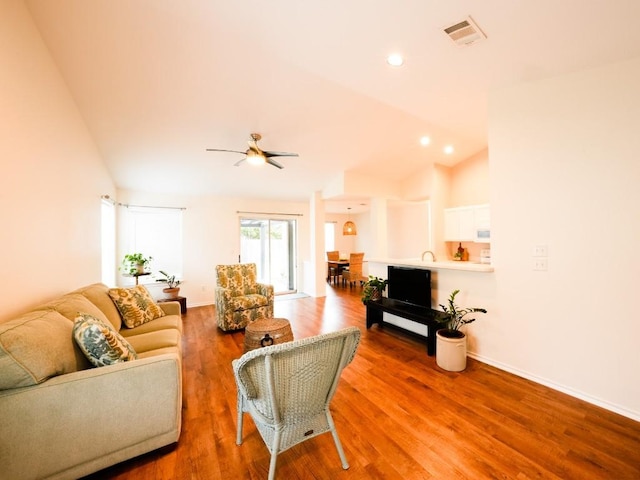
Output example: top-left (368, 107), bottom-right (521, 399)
top-left (85, 286), bottom-right (640, 479)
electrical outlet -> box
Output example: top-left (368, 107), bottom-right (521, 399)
top-left (201, 285), bottom-right (206, 292)
top-left (533, 258), bottom-right (548, 271)
top-left (533, 244), bottom-right (548, 257)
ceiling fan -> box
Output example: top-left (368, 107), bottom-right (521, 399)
top-left (206, 133), bottom-right (298, 169)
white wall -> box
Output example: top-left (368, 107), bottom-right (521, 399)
top-left (0, 1), bottom-right (115, 321)
top-left (387, 200), bottom-right (431, 258)
top-left (487, 56), bottom-right (640, 419)
top-left (116, 190), bottom-right (310, 306)
top-left (449, 148), bottom-right (490, 207)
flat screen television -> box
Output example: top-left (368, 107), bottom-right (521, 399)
top-left (387, 266), bottom-right (431, 308)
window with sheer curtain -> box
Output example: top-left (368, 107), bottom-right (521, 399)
top-left (120, 206), bottom-right (183, 285)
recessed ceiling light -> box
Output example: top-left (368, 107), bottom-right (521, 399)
top-left (444, 145), bottom-right (454, 154)
top-left (420, 136), bottom-right (431, 146)
top-left (386, 53), bottom-right (404, 67)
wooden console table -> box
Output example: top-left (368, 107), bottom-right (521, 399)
top-left (365, 298), bottom-right (449, 356)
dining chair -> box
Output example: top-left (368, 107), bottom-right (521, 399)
top-left (326, 251), bottom-right (341, 284)
top-left (233, 327), bottom-right (361, 480)
top-left (342, 252), bottom-right (365, 287)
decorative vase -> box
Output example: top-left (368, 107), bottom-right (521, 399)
top-left (163, 287), bottom-right (180, 299)
top-left (371, 288), bottom-right (382, 301)
top-left (136, 263), bottom-right (145, 274)
top-left (436, 329), bottom-right (467, 371)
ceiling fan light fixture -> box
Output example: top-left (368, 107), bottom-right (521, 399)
top-left (246, 150), bottom-right (266, 166)
top-left (386, 53), bottom-right (404, 67)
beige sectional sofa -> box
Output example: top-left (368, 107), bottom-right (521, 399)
top-left (0, 283), bottom-right (183, 480)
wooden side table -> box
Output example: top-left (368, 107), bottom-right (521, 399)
top-left (158, 296), bottom-right (187, 314)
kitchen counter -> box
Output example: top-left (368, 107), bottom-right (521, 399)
top-left (368, 258), bottom-right (494, 273)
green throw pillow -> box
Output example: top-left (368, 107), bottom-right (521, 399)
top-left (73, 313), bottom-right (137, 367)
top-left (108, 285), bottom-right (166, 328)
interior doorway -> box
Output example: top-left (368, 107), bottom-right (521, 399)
top-left (239, 217), bottom-right (297, 294)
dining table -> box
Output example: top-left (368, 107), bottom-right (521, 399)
top-left (327, 259), bottom-right (349, 284)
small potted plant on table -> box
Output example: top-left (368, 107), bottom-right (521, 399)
top-left (436, 289), bottom-right (487, 372)
top-left (361, 276), bottom-right (388, 304)
top-left (157, 270), bottom-right (181, 299)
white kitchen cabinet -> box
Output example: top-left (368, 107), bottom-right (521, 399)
top-left (474, 204), bottom-right (490, 228)
top-left (444, 207), bottom-right (475, 241)
top-left (444, 204), bottom-right (490, 242)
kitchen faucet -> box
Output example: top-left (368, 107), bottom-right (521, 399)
top-left (421, 250), bottom-right (436, 262)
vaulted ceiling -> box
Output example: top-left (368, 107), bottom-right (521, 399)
top-left (26, 0), bottom-right (640, 211)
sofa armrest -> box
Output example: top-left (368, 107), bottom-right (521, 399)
top-left (159, 300), bottom-right (181, 316)
top-left (0, 354), bottom-right (182, 480)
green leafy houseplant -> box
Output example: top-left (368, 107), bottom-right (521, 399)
top-left (121, 253), bottom-right (152, 275)
top-left (361, 276), bottom-right (389, 304)
top-left (157, 270), bottom-right (181, 289)
top-left (438, 289), bottom-right (487, 338)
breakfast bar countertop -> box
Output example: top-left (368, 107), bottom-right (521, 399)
top-left (368, 258), bottom-right (494, 273)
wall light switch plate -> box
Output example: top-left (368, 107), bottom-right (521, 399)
top-left (533, 244), bottom-right (548, 257)
top-left (533, 258), bottom-right (548, 271)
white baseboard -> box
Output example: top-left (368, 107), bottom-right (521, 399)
top-left (468, 352), bottom-right (640, 422)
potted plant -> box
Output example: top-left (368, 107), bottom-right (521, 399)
top-left (436, 289), bottom-right (487, 372)
top-left (361, 276), bottom-right (388, 304)
top-left (157, 270), bottom-right (181, 298)
top-left (121, 253), bottom-right (152, 275)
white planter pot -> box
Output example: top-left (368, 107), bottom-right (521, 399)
top-left (436, 330), bottom-right (467, 372)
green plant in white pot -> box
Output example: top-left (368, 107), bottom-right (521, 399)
top-left (436, 289), bottom-right (487, 371)
top-left (121, 253), bottom-right (152, 275)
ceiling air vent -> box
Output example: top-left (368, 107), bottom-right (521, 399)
top-left (443, 16), bottom-right (486, 46)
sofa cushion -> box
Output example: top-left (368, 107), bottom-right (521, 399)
top-left (119, 315), bottom-right (183, 337)
top-left (73, 313), bottom-right (137, 367)
top-left (108, 285), bottom-right (166, 328)
top-left (73, 283), bottom-right (124, 331)
top-left (35, 292), bottom-right (111, 325)
top-left (125, 329), bottom-right (181, 354)
top-left (0, 310), bottom-right (86, 390)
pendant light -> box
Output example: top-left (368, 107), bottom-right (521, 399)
top-left (343, 207), bottom-right (357, 236)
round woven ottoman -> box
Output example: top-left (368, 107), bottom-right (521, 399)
top-left (243, 318), bottom-right (294, 353)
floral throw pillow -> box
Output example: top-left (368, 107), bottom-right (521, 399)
top-left (73, 313), bottom-right (137, 367)
top-left (108, 285), bottom-right (166, 328)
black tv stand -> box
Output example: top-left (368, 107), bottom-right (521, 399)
top-left (365, 298), bottom-right (449, 356)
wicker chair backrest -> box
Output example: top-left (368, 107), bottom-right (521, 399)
top-left (233, 327), bottom-right (360, 422)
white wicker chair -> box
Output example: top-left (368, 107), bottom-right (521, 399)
top-left (232, 326), bottom-right (361, 480)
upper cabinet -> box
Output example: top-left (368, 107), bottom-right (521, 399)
top-left (444, 204), bottom-right (490, 243)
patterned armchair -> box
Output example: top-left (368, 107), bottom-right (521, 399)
top-left (215, 263), bottom-right (274, 331)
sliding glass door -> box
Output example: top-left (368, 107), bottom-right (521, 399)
top-left (240, 218), bottom-right (297, 294)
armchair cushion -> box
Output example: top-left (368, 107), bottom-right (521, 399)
top-left (229, 294), bottom-right (271, 311)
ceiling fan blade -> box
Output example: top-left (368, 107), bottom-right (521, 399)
top-left (233, 157), bottom-right (247, 167)
top-left (206, 148), bottom-right (246, 155)
top-left (262, 150), bottom-right (299, 158)
top-left (266, 157), bottom-right (284, 169)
